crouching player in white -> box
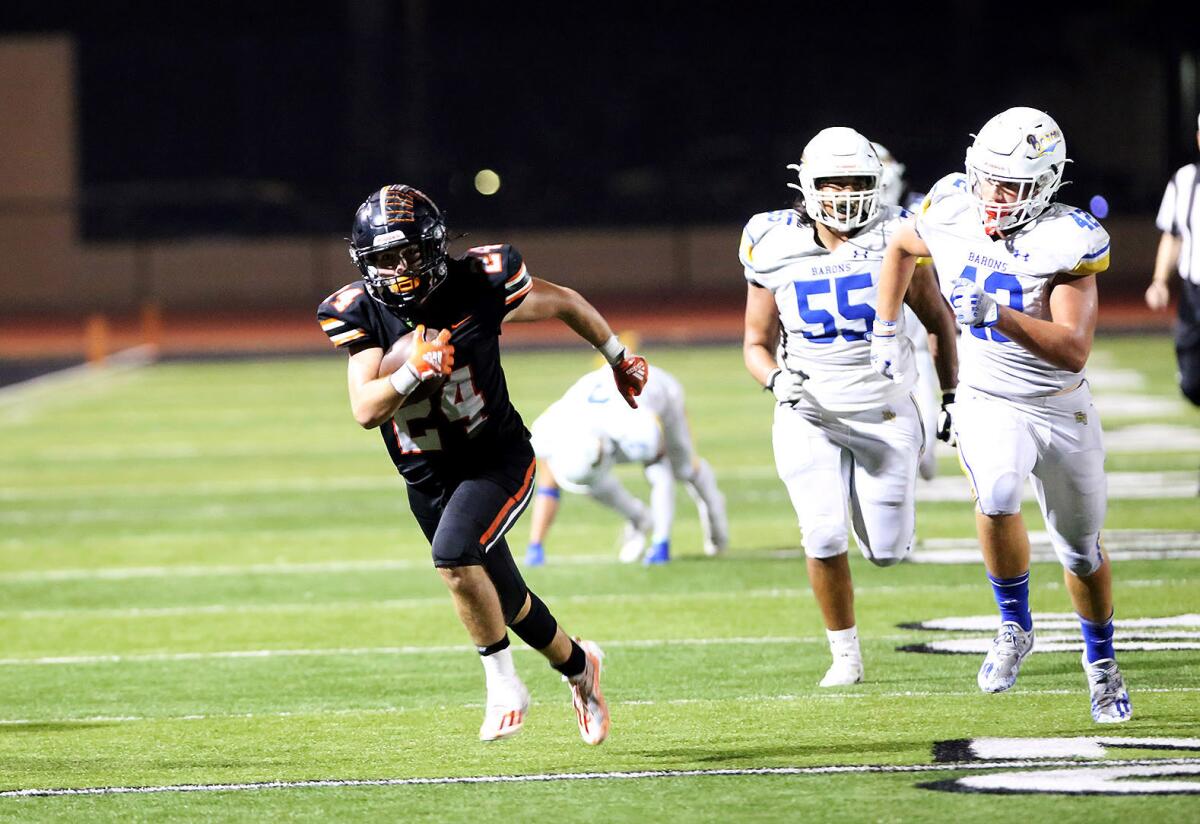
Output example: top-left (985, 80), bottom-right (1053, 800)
top-left (871, 107), bottom-right (1132, 722)
top-left (741, 127), bottom-right (958, 686)
top-left (526, 365), bottom-right (729, 565)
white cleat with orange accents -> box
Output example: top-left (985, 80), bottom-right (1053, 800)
top-left (478, 677), bottom-right (530, 742)
top-left (567, 639), bottom-right (610, 745)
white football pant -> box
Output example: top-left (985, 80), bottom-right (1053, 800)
top-left (773, 396), bottom-right (924, 566)
top-left (953, 381), bottom-right (1107, 577)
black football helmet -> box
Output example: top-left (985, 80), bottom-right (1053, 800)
top-left (348, 184), bottom-right (449, 311)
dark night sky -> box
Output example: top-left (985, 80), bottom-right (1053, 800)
top-left (3, 2), bottom-right (1197, 239)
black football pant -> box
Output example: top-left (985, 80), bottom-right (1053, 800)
top-left (1177, 280), bottom-right (1200, 407)
top-left (405, 441), bottom-right (536, 622)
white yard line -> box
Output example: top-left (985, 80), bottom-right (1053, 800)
top-left (4, 758), bottom-right (1200, 799)
top-left (0, 577), bottom-right (1182, 620)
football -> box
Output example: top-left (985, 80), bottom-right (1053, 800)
top-left (378, 326), bottom-right (449, 405)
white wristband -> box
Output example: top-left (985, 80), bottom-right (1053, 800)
top-left (597, 335), bottom-right (625, 366)
top-left (388, 363), bottom-right (421, 397)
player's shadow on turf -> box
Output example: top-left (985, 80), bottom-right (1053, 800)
top-left (2, 721), bottom-right (124, 733)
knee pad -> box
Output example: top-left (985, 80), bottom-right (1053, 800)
top-left (802, 523), bottom-right (848, 559)
top-left (509, 591), bottom-right (558, 650)
top-left (976, 471), bottom-right (1024, 516)
top-left (868, 545), bottom-right (910, 568)
top-left (431, 539), bottom-right (484, 569)
top-left (1054, 535), bottom-right (1104, 578)
top-left (482, 539), bottom-right (529, 624)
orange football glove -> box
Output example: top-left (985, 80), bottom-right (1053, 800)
top-left (408, 324), bottom-right (454, 380)
top-left (612, 354), bottom-right (648, 408)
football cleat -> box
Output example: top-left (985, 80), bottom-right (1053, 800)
top-left (643, 540), bottom-right (670, 565)
top-left (525, 543), bottom-right (545, 567)
top-left (479, 676), bottom-right (530, 742)
top-left (1083, 654), bottom-right (1132, 724)
top-left (566, 639), bottom-right (609, 745)
top-left (617, 514), bottom-right (652, 563)
top-left (819, 656), bottom-right (864, 688)
top-left (977, 621), bottom-right (1034, 693)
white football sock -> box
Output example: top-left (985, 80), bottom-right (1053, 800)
top-left (827, 626), bottom-right (861, 660)
top-left (480, 647), bottom-right (517, 690)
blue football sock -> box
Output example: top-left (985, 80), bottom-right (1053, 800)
top-left (987, 571), bottom-right (1033, 632)
top-left (1079, 612), bottom-right (1116, 663)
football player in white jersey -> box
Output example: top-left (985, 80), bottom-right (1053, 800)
top-left (873, 141), bottom-right (954, 481)
top-left (741, 127), bottom-right (958, 687)
top-left (870, 107), bottom-right (1132, 723)
top-left (525, 365), bottom-right (729, 565)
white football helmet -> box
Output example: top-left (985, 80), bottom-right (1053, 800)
top-left (965, 107), bottom-right (1068, 236)
top-left (788, 127), bottom-right (883, 232)
top-left (871, 142), bottom-right (906, 207)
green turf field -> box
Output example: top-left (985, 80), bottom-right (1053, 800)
top-left (1, 335), bottom-right (1198, 821)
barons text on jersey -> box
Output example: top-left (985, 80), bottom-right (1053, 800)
top-left (317, 244), bottom-right (534, 484)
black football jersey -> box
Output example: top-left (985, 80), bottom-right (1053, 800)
top-left (317, 244), bottom-right (534, 484)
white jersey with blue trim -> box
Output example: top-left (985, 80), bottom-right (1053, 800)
top-left (916, 173), bottom-right (1111, 397)
top-left (739, 205), bottom-right (916, 412)
top-left (531, 367), bottom-right (667, 465)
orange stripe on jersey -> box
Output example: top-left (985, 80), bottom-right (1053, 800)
top-left (320, 318), bottom-right (345, 330)
top-left (478, 457), bottom-right (536, 546)
top-left (504, 264), bottom-right (528, 287)
top-left (504, 280), bottom-right (533, 305)
top-left (330, 329), bottom-right (367, 346)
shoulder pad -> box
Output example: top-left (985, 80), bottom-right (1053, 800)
top-left (317, 282), bottom-right (380, 349)
top-left (924, 173), bottom-right (969, 211)
top-left (464, 243), bottom-right (531, 307)
top-left (915, 173), bottom-right (973, 236)
top-left (739, 210), bottom-right (819, 280)
top-left (1039, 205), bottom-right (1111, 276)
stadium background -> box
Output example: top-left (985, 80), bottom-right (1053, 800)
top-left (1, 4), bottom-right (1197, 361)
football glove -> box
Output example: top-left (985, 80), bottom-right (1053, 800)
top-left (389, 324), bottom-right (454, 396)
top-left (869, 318), bottom-right (904, 382)
top-left (936, 391), bottom-right (956, 446)
top-left (613, 354), bottom-right (648, 409)
top-left (765, 367), bottom-right (807, 405)
top-left (949, 278), bottom-right (999, 328)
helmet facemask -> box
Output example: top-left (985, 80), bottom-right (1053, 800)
top-left (787, 127), bottom-right (884, 233)
top-left (801, 174), bottom-right (882, 231)
top-left (965, 161), bottom-right (1064, 237)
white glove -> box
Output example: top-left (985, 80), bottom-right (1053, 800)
top-left (870, 318), bottom-right (904, 382)
top-left (765, 367), bottom-right (807, 404)
top-left (936, 391), bottom-right (957, 447)
top-left (949, 278), bottom-right (999, 328)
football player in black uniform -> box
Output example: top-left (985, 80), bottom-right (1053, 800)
top-left (317, 185), bottom-right (648, 745)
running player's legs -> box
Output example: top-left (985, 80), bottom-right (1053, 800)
top-left (1031, 385), bottom-right (1109, 627)
top-left (773, 405), bottom-right (851, 561)
top-left (955, 388), bottom-right (1042, 693)
top-left (843, 398), bottom-right (922, 567)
